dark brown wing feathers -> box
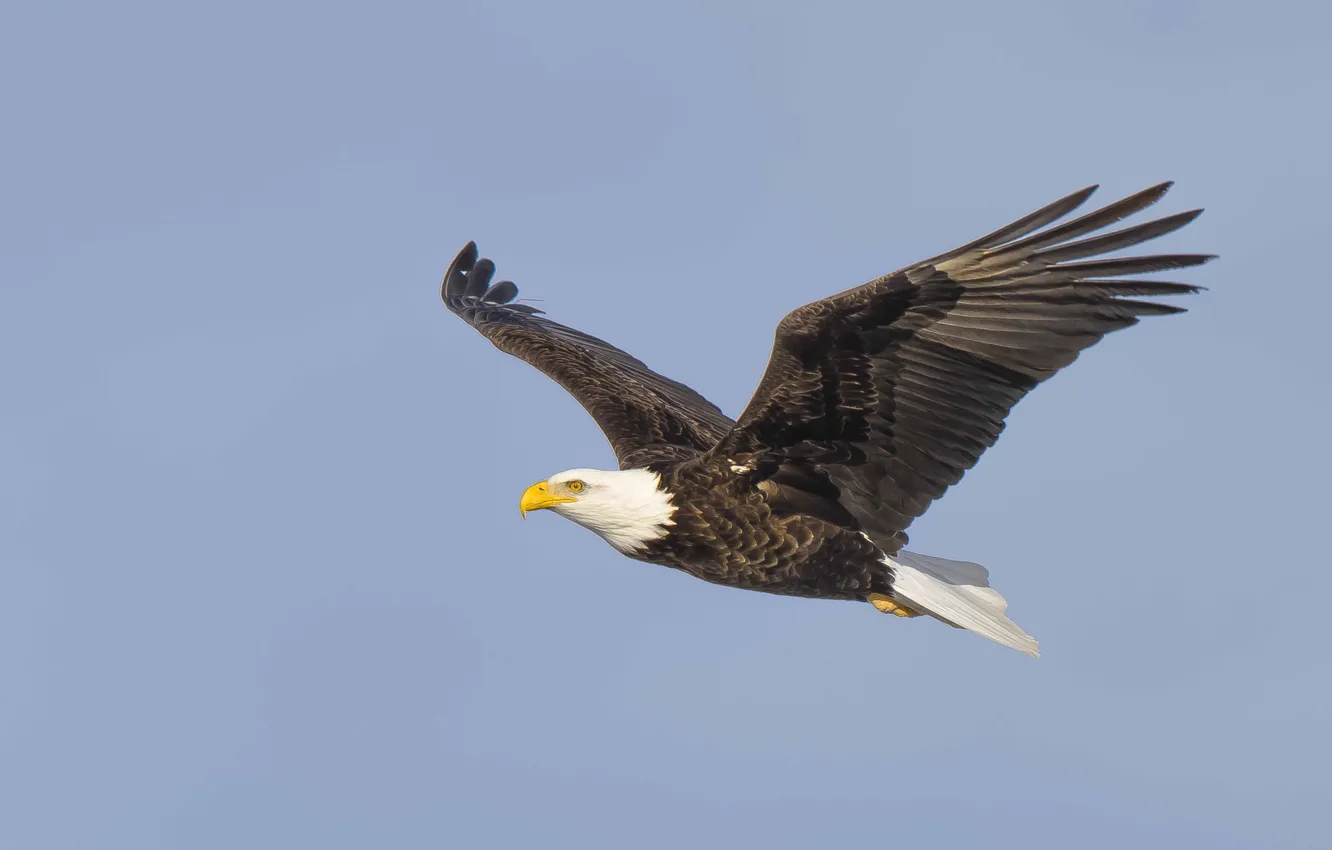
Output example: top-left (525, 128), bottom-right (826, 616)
top-left (442, 242), bottom-right (734, 468)
top-left (710, 182), bottom-right (1210, 551)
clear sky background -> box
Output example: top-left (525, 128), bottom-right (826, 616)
top-left (3, 1), bottom-right (1330, 848)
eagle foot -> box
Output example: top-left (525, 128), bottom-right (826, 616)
top-left (868, 593), bottom-right (921, 618)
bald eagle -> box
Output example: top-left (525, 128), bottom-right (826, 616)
top-left (443, 183), bottom-right (1210, 657)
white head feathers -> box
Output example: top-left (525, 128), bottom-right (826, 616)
top-left (543, 467), bottom-right (676, 554)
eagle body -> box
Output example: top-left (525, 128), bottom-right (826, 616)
top-left (638, 463), bottom-right (891, 601)
top-left (445, 182), bottom-right (1212, 657)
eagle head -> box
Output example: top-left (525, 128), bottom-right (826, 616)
top-left (519, 467), bottom-right (676, 554)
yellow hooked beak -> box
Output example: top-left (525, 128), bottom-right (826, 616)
top-left (519, 481), bottom-right (575, 518)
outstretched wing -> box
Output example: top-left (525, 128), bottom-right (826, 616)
top-left (710, 182), bottom-right (1211, 552)
top-left (443, 242), bottom-right (734, 468)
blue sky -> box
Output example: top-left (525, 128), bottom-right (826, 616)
top-left (3, 1), bottom-right (1330, 848)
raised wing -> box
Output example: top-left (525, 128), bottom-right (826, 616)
top-left (443, 242), bottom-right (734, 468)
top-left (710, 182), bottom-right (1211, 551)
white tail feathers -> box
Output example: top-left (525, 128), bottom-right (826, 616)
top-left (887, 550), bottom-right (1040, 658)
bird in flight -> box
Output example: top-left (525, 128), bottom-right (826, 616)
top-left (443, 183), bottom-right (1210, 656)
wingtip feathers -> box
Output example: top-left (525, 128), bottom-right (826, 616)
top-left (442, 241), bottom-right (479, 302)
top-left (484, 280), bottom-right (519, 304)
top-left (442, 241), bottom-right (529, 310)
top-left (465, 258), bottom-right (496, 298)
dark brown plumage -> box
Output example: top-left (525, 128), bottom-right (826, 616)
top-left (639, 462), bottom-right (889, 600)
top-left (444, 182), bottom-right (1210, 654)
top-left (442, 242), bottom-right (734, 469)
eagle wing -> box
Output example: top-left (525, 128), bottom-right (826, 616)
top-left (710, 182), bottom-right (1212, 552)
top-left (443, 241), bottom-right (735, 468)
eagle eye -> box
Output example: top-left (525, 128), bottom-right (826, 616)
top-left (567, 480), bottom-right (585, 493)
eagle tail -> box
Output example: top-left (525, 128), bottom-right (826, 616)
top-left (886, 550), bottom-right (1040, 658)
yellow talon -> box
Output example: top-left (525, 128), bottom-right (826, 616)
top-left (868, 593), bottom-right (921, 617)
